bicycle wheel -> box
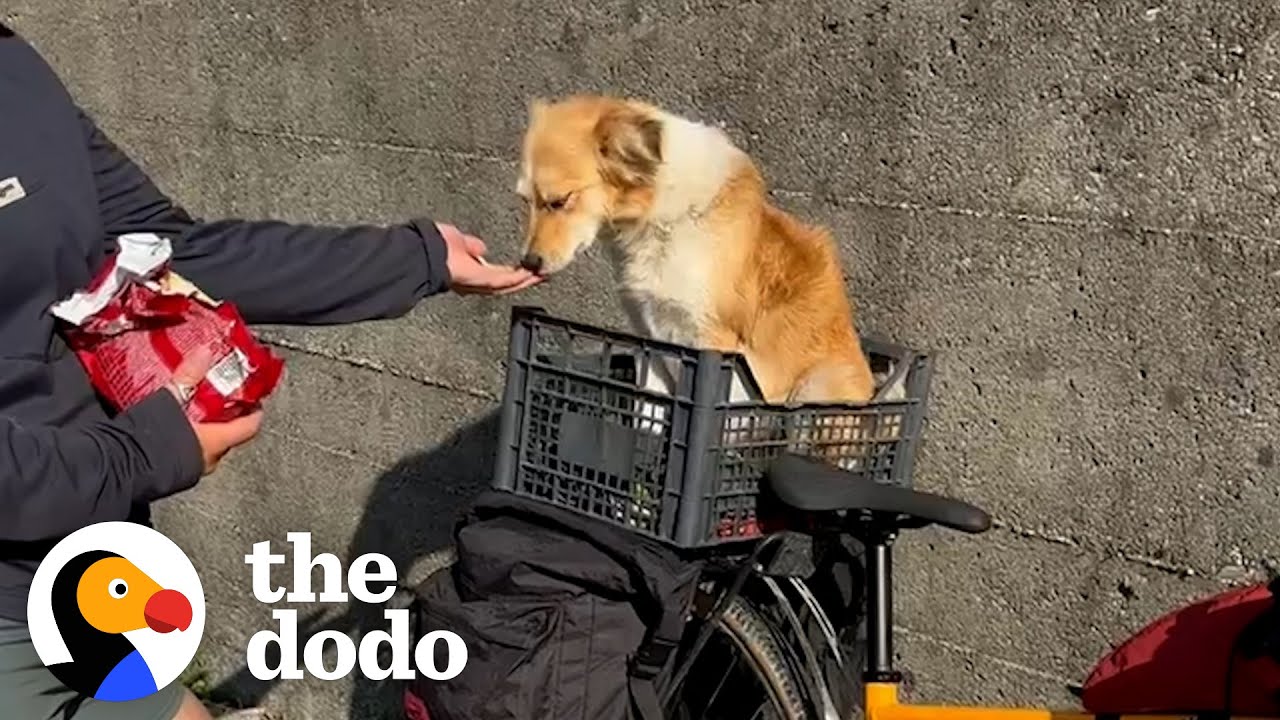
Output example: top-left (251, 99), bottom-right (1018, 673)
top-left (673, 591), bottom-right (811, 720)
top-left (408, 545), bottom-right (456, 583)
top-left (408, 547), bottom-right (812, 719)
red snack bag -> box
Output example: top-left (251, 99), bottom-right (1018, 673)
top-left (51, 233), bottom-right (284, 423)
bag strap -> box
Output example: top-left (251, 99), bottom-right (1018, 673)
top-left (628, 674), bottom-right (665, 720)
top-left (627, 603), bottom-right (686, 719)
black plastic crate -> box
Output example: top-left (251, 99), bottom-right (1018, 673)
top-left (492, 306), bottom-right (934, 548)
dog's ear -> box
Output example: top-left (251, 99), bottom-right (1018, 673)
top-left (528, 98), bottom-right (549, 122)
top-left (594, 106), bottom-right (663, 188)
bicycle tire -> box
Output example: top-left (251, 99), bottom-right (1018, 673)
top-left (408, 547), bottom-right (811, 719)
top-left (704, 593), bottom-right (811, 720)
top-left (408, 545), bottom-right (456, 583)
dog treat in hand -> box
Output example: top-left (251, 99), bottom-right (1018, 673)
top-left (50, 233), bottom-right (284, 422)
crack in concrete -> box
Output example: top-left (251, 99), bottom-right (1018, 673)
top-left (99, 111), bottom-right (514, 165)
top-left (894, 624), bottom-right (1080, 685)
top-left (260, 427), bottom-right (377, 469)
top-left (991, 519), bottom-right (1206, 578)
top-left (94, 112), bottom-right (1279, 250)
top-left (771, 188), bottom-right (1280, 249)
top-left (259, 334), bottom-right (501, 402)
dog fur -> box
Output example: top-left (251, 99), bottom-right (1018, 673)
top-left (516, 95), bottom-right (875, 406)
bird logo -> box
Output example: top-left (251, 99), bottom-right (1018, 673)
top-left (27, 521), bottom-right (206, 703)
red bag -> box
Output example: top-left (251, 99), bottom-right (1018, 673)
top-left (1081, 580), bottom-right (1280, 716)
top-left (51, 233), bottom-right (284, 423)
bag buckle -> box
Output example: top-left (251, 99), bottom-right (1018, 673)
top-left (630, 637), bottom-right (679, 679)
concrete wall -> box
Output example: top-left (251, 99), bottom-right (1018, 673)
top-left (8, 1), bottom-right (1280, 717)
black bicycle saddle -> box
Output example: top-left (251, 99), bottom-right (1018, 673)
top-left (765, 453), bottom-right (992, 534)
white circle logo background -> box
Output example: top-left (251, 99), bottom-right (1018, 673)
top-left (27, 521), bottom-right (206, 690)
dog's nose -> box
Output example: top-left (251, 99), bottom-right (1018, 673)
top-left (520, 252), bottom-right (545, 274)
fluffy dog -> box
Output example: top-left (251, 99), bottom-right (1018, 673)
top-left (515, 95), bottom-right (875, 406)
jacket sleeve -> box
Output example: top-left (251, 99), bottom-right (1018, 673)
top-left (81, 109), bottom-right (452, 325)
top-left (0, 392), bottom-right (203, 541)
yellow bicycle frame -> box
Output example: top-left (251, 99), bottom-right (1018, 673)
top-left (852, 528), bottom-right (1275, 720)
top-left (864, 681), bottom-right (1273, 719)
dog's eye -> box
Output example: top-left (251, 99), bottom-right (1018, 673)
top-left (542, 194), bottom-right (570, 211)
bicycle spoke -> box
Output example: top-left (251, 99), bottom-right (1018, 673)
top-left (704, 656), bottom-right (737, 710)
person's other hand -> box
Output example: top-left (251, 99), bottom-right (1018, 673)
top-left (439, 223), bottom-right (543, 295)
top-left (167, 349), bottom-right (265, 476)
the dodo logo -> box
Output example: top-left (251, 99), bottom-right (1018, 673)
top-left (27, 522), bottom-right (205, 702)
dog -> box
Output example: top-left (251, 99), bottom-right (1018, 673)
top-left (514, 95), bottom-right (877, 408)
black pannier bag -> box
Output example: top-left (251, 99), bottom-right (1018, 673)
top-left (404, 491), bottom-right (702, 720)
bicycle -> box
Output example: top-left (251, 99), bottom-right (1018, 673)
top-left (410, 448), bottom-right (1277, 720)
top-left (409, 307), bottom-right (1276, 719)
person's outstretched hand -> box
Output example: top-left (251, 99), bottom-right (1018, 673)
top-left (439, 223), bottom-right (543, 295)
top-left (167, 349), bottom-right (264, 476)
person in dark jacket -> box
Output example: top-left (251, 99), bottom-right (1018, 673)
top-left (0, 25), bottom-right (540, 720)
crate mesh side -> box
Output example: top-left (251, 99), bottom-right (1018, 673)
top-left (507, 318), bottom-right (699, 540)
top-left (706, 404), bottom-right (914, 541)
top-left (515, 370), bottom-right (674, 535)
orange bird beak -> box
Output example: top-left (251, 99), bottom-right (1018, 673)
top-left (143, 588), bottom-right (192, 633)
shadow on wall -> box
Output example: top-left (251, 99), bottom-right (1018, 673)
top-left (206, 410), bottom-right (502, 719)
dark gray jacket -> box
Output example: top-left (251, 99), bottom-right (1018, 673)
top-left (0, 25), bottom-right (450, 620)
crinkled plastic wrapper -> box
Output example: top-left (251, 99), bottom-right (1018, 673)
top-left (51, 233), bottom-right (284, 423)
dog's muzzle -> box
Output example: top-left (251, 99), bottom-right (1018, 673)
top-left (519, 252), bottom-right (545, 274)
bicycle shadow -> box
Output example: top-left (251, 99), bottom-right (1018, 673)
top-left (204, 409), bottom-right (501, 719)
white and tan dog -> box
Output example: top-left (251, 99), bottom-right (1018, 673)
top-left (515, 95), bottom-right (876, 407)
